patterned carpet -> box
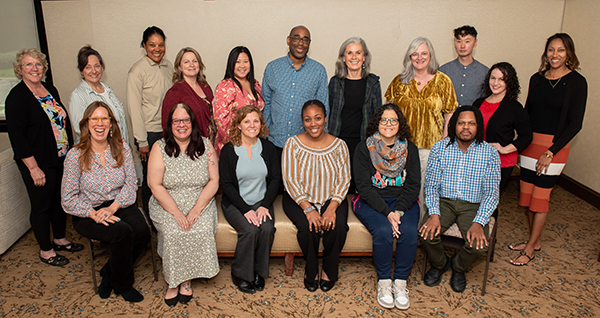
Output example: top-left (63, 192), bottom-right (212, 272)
top-left (1, 181), bottom-right (599, 317)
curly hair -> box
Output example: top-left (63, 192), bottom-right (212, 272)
top-left (365, 103), bottom-right (411, 141)
top-left (163, 103), bottom-right (205, 159)
top-left (538, 33), bottom-right (580, 74)
top-left (446, 106), bottom-right (484, 147)
top-left (228, 105), bottom-right (269, 146)
top-left (482, 62), bottom-right (520, 101)
top-left (13, 48), bottom-right (48, 81)
top-left (76, 101), bottom-right (124, 171)
top-left (172, 47), bottom-right (208, 86)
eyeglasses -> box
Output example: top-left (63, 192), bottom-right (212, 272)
top-left (88, 116), bottom-right (111, 123)
top-left (290, 35), bottom-right (311, 44)
top-left (380, 118), bottom-right (399, 126)
top-left (172, 118), bottom-right (191, 125)
top-left (22, 62), bottom-right (43, 69)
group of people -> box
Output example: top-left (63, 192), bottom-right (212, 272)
top-left (4, 22), bottom-right (587, 310)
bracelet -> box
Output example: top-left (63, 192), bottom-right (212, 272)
top-left (395, 210), bottom-right (405, 217)
top-left (303, 205), bottom-right (315, 215)
top-left (544, 151), bottom-right (554, 159)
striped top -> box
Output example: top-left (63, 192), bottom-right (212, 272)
top-left (282, 135), bottom-right (350, 206)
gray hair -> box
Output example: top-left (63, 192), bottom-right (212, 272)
top-left (399, 37), bottom-right (439, 85)
top-left (334, 37), bottom-right (371, 79)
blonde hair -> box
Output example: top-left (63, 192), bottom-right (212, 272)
top-left (13, 48), bottom-right (48, 80)
top-left (172, 47), bottom-right (208, 86)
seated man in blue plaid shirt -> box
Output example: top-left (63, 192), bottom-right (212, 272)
top-left (419, 105), bottom-right (500, 293)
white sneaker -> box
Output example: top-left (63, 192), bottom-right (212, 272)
top-left (393, 279), bottom-right (410, 310)
top-left (377, 279), bottom-right (394, 308)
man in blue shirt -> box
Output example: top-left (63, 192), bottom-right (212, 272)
top-left (439, 26), bottom-right (488, 106)
top-left (262, 25), bottom-right (329, 151)
top-left (419, 106), bottom-right (500, 293)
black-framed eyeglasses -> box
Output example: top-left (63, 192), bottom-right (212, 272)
top-left (290, 35), bottom-right (311, 44)
top-left (172, 118), bottom-right (191, 125)
top-left (380, 118), bottom-right (399, 126)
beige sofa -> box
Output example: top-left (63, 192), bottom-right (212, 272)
top-left (0, 148), bottom-right (31, 258)
top-left (215, 195), bottom-right (373, 276)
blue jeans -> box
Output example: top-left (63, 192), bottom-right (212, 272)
top-left (353, 196), bottom-right (419, 280)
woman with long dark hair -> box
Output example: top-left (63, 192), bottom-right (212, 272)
top-left (148, 103), bottom-right (219, 306)
top-left (472, 62), bottom-right (532, 190)
top-left (510, 33), bottom-right (587, 266)
top-left (213, 46), bottom-right (264, 155)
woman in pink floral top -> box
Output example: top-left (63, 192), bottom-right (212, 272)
top-left (213, 46), bottom-right (264, 155)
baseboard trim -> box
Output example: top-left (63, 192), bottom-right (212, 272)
top-left (557, 174), bottom-right (600, 210)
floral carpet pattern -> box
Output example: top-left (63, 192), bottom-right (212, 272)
top-left (0, 182), bottom-right (599, 317)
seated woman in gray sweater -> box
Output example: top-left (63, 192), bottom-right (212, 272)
top-left (352, 103), bottom-right (420, 310)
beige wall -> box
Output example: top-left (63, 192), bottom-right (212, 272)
top-left (40, 0), bottom-right (600, 192)
top-left (561, 0), bottom-right (600, 192)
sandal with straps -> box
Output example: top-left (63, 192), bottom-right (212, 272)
top-left (510, 250), bottom-right (535, 266)
top-left (39, 254), bottom-right (69, 266)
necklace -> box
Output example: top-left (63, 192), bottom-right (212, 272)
top-left (548, 77), bottom-right (562, 89)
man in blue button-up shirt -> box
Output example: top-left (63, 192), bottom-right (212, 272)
top-left (419, 106), bottom-right (500, 293)
top-left (262, 25), bottom-right (329, 150)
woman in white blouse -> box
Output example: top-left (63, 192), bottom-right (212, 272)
top-left (68, 46), bottom-right (129, 144)
top-left (282, 99), bottom-right (351, 293)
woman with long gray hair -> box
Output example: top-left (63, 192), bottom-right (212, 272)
top-left (328, 37), bottom-right (382, 193)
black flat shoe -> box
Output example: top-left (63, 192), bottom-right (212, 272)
top-left (114, 287), bottom-right (144, 303)
top-left (164, 294), bottom-right (178, 307)
top-left (423, 255), bottom-right (453, 287)
top-left (253, 273), bottom-right (265, 291)
top-left (39, 254), bottom-right (69, 266)
top-left (304, 278), bottom-right (319, 292)
top-left (178, 291), bottom-right (193, 304)
top-left (232, 273), bottom-right (256, 294)
top-left (319, 279), bottom-right (335, 292)
top-left (53, 242), bottom-right (84, 253)
top-left (98, 274), bottom-right (112, 299)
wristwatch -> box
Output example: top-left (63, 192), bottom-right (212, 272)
top-left (303, 205), bottom-right (316, 215)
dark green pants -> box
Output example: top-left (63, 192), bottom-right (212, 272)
top-left (420, 198), bottom-right (489, 273)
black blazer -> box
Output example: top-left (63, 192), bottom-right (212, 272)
top-left (473, 96), bottom-right (532, 153)
top-left (219, 138), bottom-right (281, 214)
top-left (5, 81), bottom-right (73, 168)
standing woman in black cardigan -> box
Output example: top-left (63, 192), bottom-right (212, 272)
top-left (473, 62), bottom-right (532, 190)
top-left (219, 105), bottom-right (281, 294)
top-left (5, 48), bottom-right (83, 266)
top-left (509, 33), bottom-right (587, 266)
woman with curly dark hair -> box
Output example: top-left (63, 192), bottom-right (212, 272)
top-left (472, 62), bottom-right (532, 190)
top-left (352, 103), bottom-right (420, 310)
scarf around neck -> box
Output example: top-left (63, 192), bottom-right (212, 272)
top-left (366, 132), bottom-right (407, 179)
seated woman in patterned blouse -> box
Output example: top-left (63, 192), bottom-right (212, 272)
top-left (62, 101), bottom-right (150, 303)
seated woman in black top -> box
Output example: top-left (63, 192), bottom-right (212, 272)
top-left (219, 105), bottom-right (281, 294)
top-left (352, 103), bottom-right (420, 310)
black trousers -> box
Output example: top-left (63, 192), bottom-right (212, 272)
top-left (17, 160), bottom-right (67, 251)
top-left (282, 193), bottom-right (349, 281)
top-left (222, 201), bottom-right (275, 282)
top-left (72, 202), bottom-right (150, 289)
top-left (138, 131), bottom-right (162, 217)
